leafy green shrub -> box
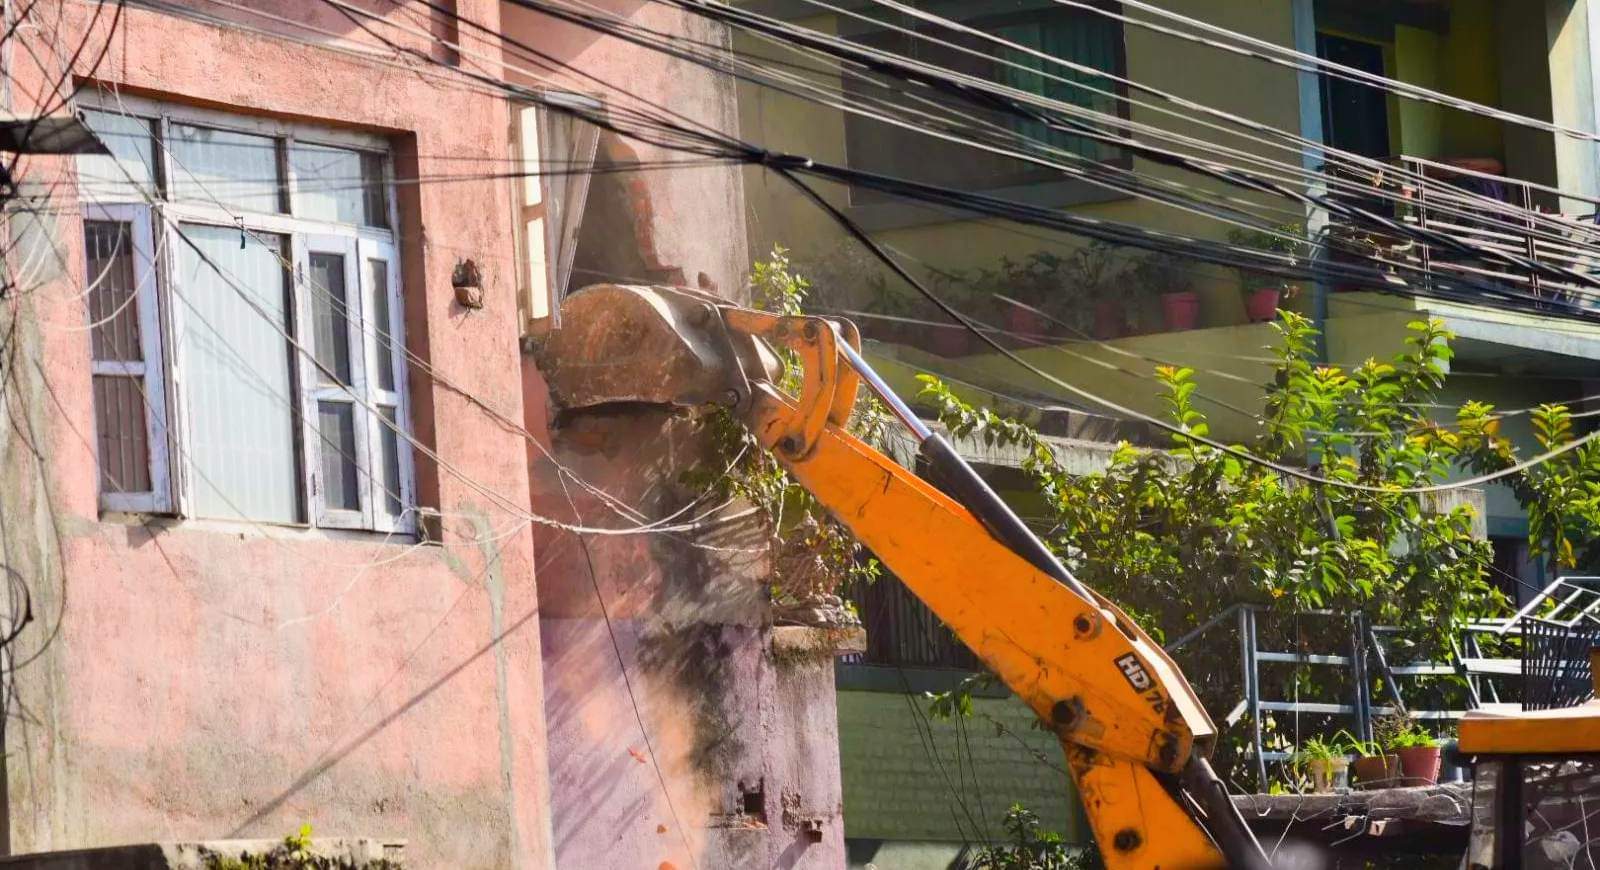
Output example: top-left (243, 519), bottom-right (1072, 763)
top-left (914, 312), bottom-right (1597, 776)
top-left (974, 803), bottom-right (1103, 870)
top-left (684, 246), bottom-right (889, 608)
top-left (918, 313), bottom-right (1504, 651)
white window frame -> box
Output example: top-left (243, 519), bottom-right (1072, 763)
top-left (357, 236), bottom-right (414, 534)
top-left (295, 233), bottom-right (370, 529)
top-left (77, 95), bottom-right (415, 534)
top-left (84, 202), bottom-right (172, 513)
top-left (511, 95), bottom-right (601, 338)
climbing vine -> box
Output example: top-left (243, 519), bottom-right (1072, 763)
top-left (683, 247), bottom-right (888, 616)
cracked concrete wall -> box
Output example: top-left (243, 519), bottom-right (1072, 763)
top-left (506, 3), bottom-right (846, 867)
top-left (499, 0), bottom-right (750, 299)
top-left (526, 407), bottom-right (846, 870)
top-left (1, 3), bottom-right (551, 867)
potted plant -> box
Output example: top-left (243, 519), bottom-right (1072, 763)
top-left (1344, 731), bottom-right (1401, 788)
top-left (996, 255), bottom-right (1058, 341)
top-left (1387, 723), bottom-right (1441, 787)
top-left (1128, 252), bottom-right (1201, 332)
top-left (1227, 224), bottom-right (1308, 323)
top-left (1292, 735), bottom-right (1351, 794)
top-left (1058, 242), bottom-right (1126, 340)
top-left (861, 284), bottom-right (919, 348)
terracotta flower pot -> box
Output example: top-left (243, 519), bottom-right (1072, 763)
top-left (1092, 300), bottom-right (1126, 340)
top-left (1351, 754), bottom-right (1401, 787)
top-left (1306, 757), bottom-right (1350, 794)
top-left (1397, 746), bottom-right (1441, 786)
top-left (1006, 306), bottom-right (1052, 341)
top-left (1160, 291), bottom-right (1201, 331)
top-left (1245, 287), bottom-right (1282, 323)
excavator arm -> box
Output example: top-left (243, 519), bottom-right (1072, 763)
top-left (540, 285), bottom-right (1267, 869)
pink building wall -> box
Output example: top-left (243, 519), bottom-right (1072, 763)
top-left (2, 3), bottom-right (552, 867)
top-left (0, 1), bottom-right (844, 867)
top-left (527, 408), bottom-right (846, 870)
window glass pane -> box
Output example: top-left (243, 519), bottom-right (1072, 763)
top-left (93, 375), bottom-right (151, 493)
top-left (366, 259), bottom-right (396, 390)
top-left (997, 17), bottom-right (1123, 163)
top-left (170, 123), bottom-right (282, 214)
top-left (522, 217), bottom-right (549, 320)
top-left (174, 225), bottom-right (299, 523)
top-left (318, 401), bottom-right (361, 512)
top-left (308, 252), bottom-right (352, 385)
top-left (517, 106), bottom-right (542, 209)
top-left (78, 110), bottom-right (158, 200)
top-left (378, 404), bottom-right (402, 517)
top-left (366, 258), bottom-right (395, 392)
top-left (362, 152), bottom-right (389, 228)
top-left (84, 221), bottom-right (143, 362)
top-left (290, 143), bottom-right (386, 226)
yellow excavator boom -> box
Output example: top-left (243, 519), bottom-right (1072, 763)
top-left (540, 285), bottom-right (1269, 869)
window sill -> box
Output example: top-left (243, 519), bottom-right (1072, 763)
top-left (98, 511), bottom-right (425, 547)
top-left (844, 177), bottom-right (1132, 233)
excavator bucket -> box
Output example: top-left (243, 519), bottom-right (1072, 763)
top-left (536, 284), bottom-right (781, 412)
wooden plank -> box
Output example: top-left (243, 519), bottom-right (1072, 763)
top-left (1231, 783), bottom-right (1472, 825)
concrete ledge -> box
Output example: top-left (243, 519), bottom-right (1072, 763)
top-left (771, 625), bottom-right (866, 659)
top-left (0, 838), bottom-right (405, 869)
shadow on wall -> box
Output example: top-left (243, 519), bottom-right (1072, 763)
top-left (533, 403), bottom-right (789, 868)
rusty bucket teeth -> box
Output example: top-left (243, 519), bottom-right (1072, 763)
top-left (537, 284), bottom-right (778, 412)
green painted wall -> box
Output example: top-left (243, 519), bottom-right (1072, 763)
top-left (1395, 25), bottom-right (1444, 159)
top-left (837, 684), bottom-right (1084, 862)
top-left (1389, 1), bottom-right (1505, 161)
top-left (736, 0), bottom-right (1303, 330)
top-left (1438, 0), bottom-right (1505, 159)
top-left (1496, 0), bottom-right (1560, 198)
top-left (1544, 0), bottom-right (1600, 209)
top-left (870, 321), bottom-right (1284, 444)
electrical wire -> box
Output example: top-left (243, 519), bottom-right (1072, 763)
top-left (134, 0), bottom-right (1600, 327)
top-left (305, 0), bottom-right (1600, 497)
top-left (654, 0), bottom-right (1600, 299)
top-left (1072, 0), bottom-right (1600, 146)
top-left (490, 0), bottom-right (1600, 319)
top-left (774, 165), bottom-right (1600, 495)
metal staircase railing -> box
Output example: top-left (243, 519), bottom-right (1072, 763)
top-left (1167, 604), bottom-right (1523, 790)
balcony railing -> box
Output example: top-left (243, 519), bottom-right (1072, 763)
top-left (1332, 155), bottom-right (1600, 308)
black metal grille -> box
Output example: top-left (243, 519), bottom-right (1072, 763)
top-left (1521, 619), bottom-right (1598, 710)
top-left (846, 577), bottom-right (981, 670)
